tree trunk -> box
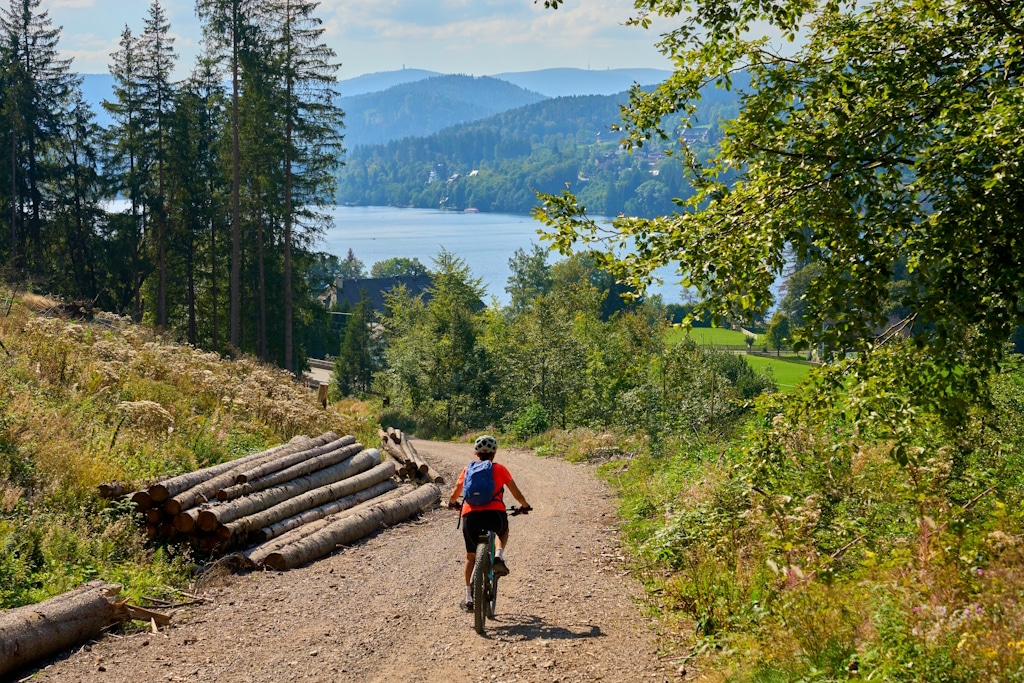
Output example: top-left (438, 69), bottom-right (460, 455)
top-left (216, 441), bottom-right (364, 504)
top-left (254, 479), bottom-right (401, 543)
top-left (0, 581), bottom-right (125, 678)
top-left (401, 434), bottom-right (429, 474)
top-left (164, 436), bottom-right (326, 517)
top-left (148, 434), bottom-right (326, 504)
top-left (219, 456), bottom-right (392, 540)
top-left (242, 483), bottom-right (414, 567)
top-left (262, 484), bottom-right (440, 570)
top-left (234, 436), bottom-right (356, 485)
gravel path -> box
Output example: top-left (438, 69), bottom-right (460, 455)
top-left (27, 441), bottom-right (676, 682)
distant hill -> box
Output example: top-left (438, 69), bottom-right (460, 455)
top-left (337, 82), bottom-right (741, 216)
top-left (491, 68), bottom-right (672, 97)
top-left (339, 74), bottom-right (547, 149)
top-left (337, 69), bottom-right (439, 97)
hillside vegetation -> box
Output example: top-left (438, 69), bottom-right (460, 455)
top-left (339, 74), bottom-right (547, 148)
top-left (337, 88), bottom-right (739, 215)
top-left (0, 289), bottom-right (371, 608)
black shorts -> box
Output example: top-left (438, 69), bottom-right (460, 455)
top-left (462, 510), bottom-right (509, 553)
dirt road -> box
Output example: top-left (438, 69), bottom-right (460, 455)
top-left (29, 441), bottom-right (677, 682)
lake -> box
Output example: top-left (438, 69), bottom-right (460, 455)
top-left (319, 205), bottom-right (684, 306)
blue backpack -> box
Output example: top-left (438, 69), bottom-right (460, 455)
top-left (463, 460), bottom-right (495, 506)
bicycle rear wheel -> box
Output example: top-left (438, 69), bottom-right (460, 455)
top-left (472, 539), bottom-right (489, 634)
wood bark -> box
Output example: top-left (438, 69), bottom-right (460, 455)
top-left (233, 435), bottom-right (356, 484)
top-left (163, 434), bottom-right (335, 516)
top-left (204, 450), bottom-right (384, 534)
top-left (97, 482), bottom-right (131, 499)
top-left (148, 433), bottom-right (328, 503)
top-left (241, 484), bottom-right (415, 567)
top-left (0, 581), bottom-right (124, 678)
top-left (253, 479), bottom-right (399, 543)
top-left (220, 457), bottom-right (393, 540)
top-left (262, 484), bottom-right (440, 570)
top-left (401, 434), bottom-right (429, 474)
top-left (217, 441), bottom-right (364, 502)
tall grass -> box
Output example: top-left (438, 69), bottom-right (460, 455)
top-left (0, 289), bottom-right (375, 607)
top-left (595, 359), bottom-right (1024, 681)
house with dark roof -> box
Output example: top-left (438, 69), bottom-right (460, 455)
top-left (318, 275), bottom-right (433, 312)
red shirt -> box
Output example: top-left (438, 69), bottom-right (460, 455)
top-left (455, 461), bottom-right (512, 515)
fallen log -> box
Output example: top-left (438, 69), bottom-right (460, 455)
top-left (216, 441), bottom-right (364, 503)
top-left (0, 580), bottom-right (124, 678)
top-left (242, 484), bottom-right (415, 567)
top-left (253, 478), bottom-right (400, 543)
top-left (206, 450), bottom-right (384, 534)
top-left (97, 481), bottom-right (131, 499)
top-left (173, 508), bottom-right (200, 534)
top-left (233, 435), bottom-right (357, 485)
top-left (262, 484), bottom-right (440, 570)
top-left (163, 434), bottom-right (337, 515)
top-left (148, 434), bottom-right (323, 503)
top-left (220, 457), bottom-right (393, 541)
top-left (130, 490), bottom-right (152, 512)
top-left (401, 434), bottom-right (429, 475)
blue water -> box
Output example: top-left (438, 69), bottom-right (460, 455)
top-left (319, 206), bottom-right (684, 306)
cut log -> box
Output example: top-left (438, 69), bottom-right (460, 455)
top-left (148, 432), bottom-right (331, 503)
top-left (173, 508), bottom-right (199, 534)
top-left (220, 456), bottom-right (393, 540)
top-left (0, 580), bottom-right (124, 678)
top-left (386, 426), bottom-right (400, 444)
top-left (241, 484), bottom-right (415, 567)
top-left (216, 441), bottom-right (364, 503)
top-left (144, 508), bottom-right (164, 525)
top-left (262, 484), bottom-right (440, 570)
top-left (97, 481), bottom-right (131, 499)
top-left (131, 490), bottom-right (152, 512)
top-left (203, 450), bottom-right (383, 533)
top-left (163, 434), bottom-right (337, 516)
top-left (233, 435), bottom-right (357, 485)
top-left (381, 439), bottom-right (409, 465)
top-left (253, 479), bottom-right (400, 543)
top-left (401, 434), bottom-right (429, 474)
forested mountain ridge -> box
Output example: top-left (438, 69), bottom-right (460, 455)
top-left (337, 68), bottom-right (441, 97)
top-left (492, 67), bottom-right (672, 96)
top-left (338, 74), bottom-right (547, 148)
top-left (337, 88), bottom-right (741, 216)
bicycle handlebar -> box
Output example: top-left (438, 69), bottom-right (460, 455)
top-left (448, 500), bottom-right (531, 515)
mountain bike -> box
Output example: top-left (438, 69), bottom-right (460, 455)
top-left (453, 503), bottom-right (530, 634)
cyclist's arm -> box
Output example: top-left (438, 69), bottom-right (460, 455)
top-left (506, 478), bottom-right (530, 510)
top-left (448, 471), bottom-right (465, 507)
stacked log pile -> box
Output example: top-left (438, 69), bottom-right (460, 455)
top-left (114, 430), bottom-right (442, 569)
top-left (378, 428), bottom-right (445, 484)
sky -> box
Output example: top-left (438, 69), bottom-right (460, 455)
top-left (43, 0), bottom-right (676, 79)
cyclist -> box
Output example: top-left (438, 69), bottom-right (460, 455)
top-left (449, 435), bottom-right (531, 611)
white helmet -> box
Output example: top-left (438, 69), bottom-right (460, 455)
top-left (474, 435), bottom-right (497, 456)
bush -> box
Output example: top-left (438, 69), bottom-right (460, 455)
top-left (509, 401), bottom-right (550, 440)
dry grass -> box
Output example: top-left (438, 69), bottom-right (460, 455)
top-left (0, 287), bottom-right (376, 606)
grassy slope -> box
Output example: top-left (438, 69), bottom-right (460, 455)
top-left (0, 292), bottom-right (377, 608)
top-left (593, 359), bottom-right (1024, 682)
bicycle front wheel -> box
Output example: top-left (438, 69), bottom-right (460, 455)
top-left (488, 575), bottom-right (498, 618)
top-left (472, 540), bottom-right (489, 634)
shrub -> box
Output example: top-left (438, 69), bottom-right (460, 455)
top-left (509, 401), bottom-right (550, 440)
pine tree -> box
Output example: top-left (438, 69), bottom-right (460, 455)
top-left (102, 25), bottom-right (150, 318)
top-left (0, 0), bottom-right (76, 276)
top-left (266, 0), bottom-right (344, 372)
top-left (196, 0), bottom-right (258, 350)
top-left (137, 0), bottom-right (177, 329)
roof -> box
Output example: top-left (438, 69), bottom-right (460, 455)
top-left (327, 275), bottom-right (434, 312)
